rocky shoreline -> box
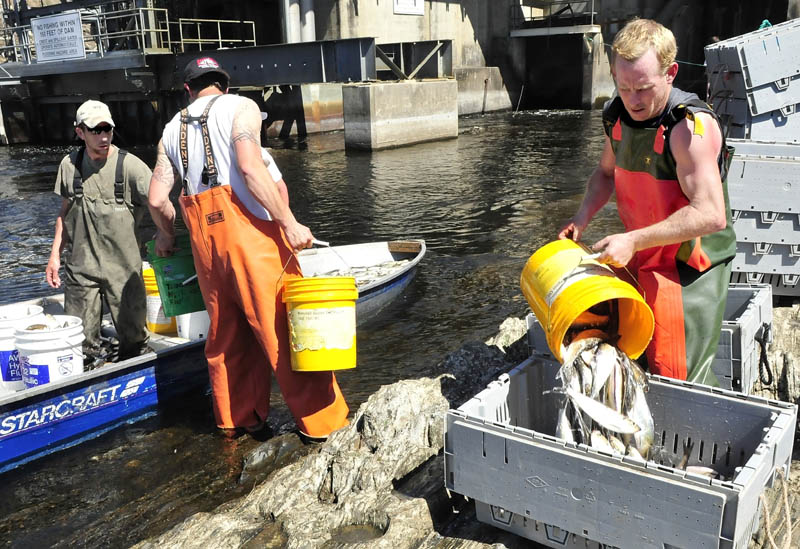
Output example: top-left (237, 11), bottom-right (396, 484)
top-left (135, 306), bottom-right (800, 549)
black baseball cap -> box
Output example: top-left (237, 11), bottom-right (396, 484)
top-left (183, 56), bottom-right (230, 85)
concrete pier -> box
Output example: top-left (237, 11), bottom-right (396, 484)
top-left (342, 80), bottom-right (458, 150)
top-left (455, 67), bottom-right (513, 116)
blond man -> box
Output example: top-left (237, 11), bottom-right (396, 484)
top-left (558, 19), bottom-right (735, 385)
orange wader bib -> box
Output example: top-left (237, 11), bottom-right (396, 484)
top-left (176, 98), bottom-right (348, 437)
top-left (180, 187), bottom-right (349, 436)
top-left (604, 89), bottom-right (735, 385)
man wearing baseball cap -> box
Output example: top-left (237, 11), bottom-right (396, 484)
top-left (148, 57), bottom-right (349, 440)
top-left (46, 99), bottom-right (153, 366)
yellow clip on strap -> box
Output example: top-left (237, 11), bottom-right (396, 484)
top-left (686, 110), bottom-right (705, 136)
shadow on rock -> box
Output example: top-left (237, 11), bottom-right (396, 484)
top-left (238, 433), bottom-right (316, 488)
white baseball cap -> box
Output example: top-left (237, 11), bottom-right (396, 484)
top-left (75, 100), bottom-right (115, 128)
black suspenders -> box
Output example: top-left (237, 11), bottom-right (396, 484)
top-left (72, 146), bottom-right (128, 204)
top-left (114, 150), bottom-right (127, 204)
top-left (72, 147), bottom-right (85, 197)
top-left (179, 94), bottom-right (222, 195)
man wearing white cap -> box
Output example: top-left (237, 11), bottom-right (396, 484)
top-left (46, 99), bottom-right (153, 365)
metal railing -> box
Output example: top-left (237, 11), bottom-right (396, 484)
top-left (0, 24), bottom-right (32, 64)
top-left (0, 7), bottom-right (258, 64)
top-left (169, 18), bottom-right (256, 52)
top-left (90, 7), bottom-right (171, 54)
top-left (511, 1), bottom-right (596, 30)
top-left (0, 6), bottom-right (171, 63)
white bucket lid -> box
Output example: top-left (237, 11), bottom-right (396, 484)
top-left (0, 304), bottom-right (44, 325)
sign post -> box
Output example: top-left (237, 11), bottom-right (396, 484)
top-left (31, 11), bottom-right (86, 63)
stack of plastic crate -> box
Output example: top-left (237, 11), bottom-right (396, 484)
top-left (705, 19), bottom-right (800, 297)
top-left (444, 354), bottom-right (797, 549)
top-left (525, 283), bottom-right (772, 394)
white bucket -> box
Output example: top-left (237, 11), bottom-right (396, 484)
top-left (0, 304), bottom-right (45, 394)
top-left (176, 310), bottom-right (210, 340)
top-left (16, 315), bottom-right (85, 389)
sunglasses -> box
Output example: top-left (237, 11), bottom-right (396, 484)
top-left (85, 124), bottom-right (113, 135)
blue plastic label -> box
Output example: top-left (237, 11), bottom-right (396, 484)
top-left (0, 350), bottom-right (21, 382)
top-left (0, 370), bottom-right (156, 439)
top-left (21, 357), bottom-right (50, 387)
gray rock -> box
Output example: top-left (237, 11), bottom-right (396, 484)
top-left (136, 309), bottom-right (800, 549)
top-left (134, 319), bottom-right (522, 549)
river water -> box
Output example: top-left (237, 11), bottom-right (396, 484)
top-left (0, 110), bottom-right (624, 547)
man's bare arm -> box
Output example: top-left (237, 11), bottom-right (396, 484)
top-left (631, 113), bottom-right (726, 246)
top-left (46, 198), bottom-right (70, 288)
top-left (231, 99), bottom-right (293, 223)
top-left (147, 140), bottom-right (179, 256)
top-left (231, 98), bottom-right (312, 250)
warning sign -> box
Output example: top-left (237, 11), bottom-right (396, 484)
top-left (31, 11), bottom-right (86, 62)
top-left (394, 0), bottom-right (424, 16)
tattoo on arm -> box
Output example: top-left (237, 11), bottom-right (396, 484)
top-left (231, 98), bottom-right (263, 147)
top-left (154, 142), bottom-right (179, 188)
top-left (232, 129), bottom-right (259, 145)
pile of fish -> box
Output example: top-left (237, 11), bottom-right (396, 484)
top-left (555, 336), bottom-right (723, 479)
top-left (323, 259), bottom-right (410, 288)
top-left (555, 336), bottom-right (654, 460)
top-left (25, 314), bottom-right (72, 331)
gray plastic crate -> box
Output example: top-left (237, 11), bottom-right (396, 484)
top-left (706, 63), bottom-right (800, 119)
top-left (706, 63), bottom-right (747, 103)
top-left (726, 153), bottom-right (800, 214)
top-left (705, 18), bottom-right (800, 116)
top-left (728, 138), bottom-right (800, 157)
top-left (712, 96), bottom-right (800, 143)
top-left (444, 357), bottom-right (797, 549)
top-left (733, 241), bottom-right (800, 275)
top-left (726, 140), bottom-right (800, 298)
top-left (525, 283), bottom-right (772, 393)
top-left (731, 210), bottom-right (800, 245)
top-left (731, 271), bottom-right (800, 298)
top-left (525, 313), bottom-right (552, 359)
top-left (712, 284), bottom-right (772, 393)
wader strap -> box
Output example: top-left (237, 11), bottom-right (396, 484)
top-left (605, 95), bottom-right (729, 175)
top-left (72, 146), bottom-right (85, 198)
top-left (179, 95), bottom-right (222, 195)
top-left (601, 97), bottom-right (625, 139)
top-left (114, 149), bottom-right (127, 204)
top-left (73, 147), bottom-right (129, 203)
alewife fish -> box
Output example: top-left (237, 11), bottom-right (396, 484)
top-left (551, 318), bottom-right (655, 460)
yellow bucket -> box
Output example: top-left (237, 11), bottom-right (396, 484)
top-left (143, 265), bottom-right (177, 335)
top-left (282, 277), bottom-right (358, 372)
top-left (520, 239), bottom-right (654, 362)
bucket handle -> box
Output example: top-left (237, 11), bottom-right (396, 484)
top-left (576, 246), bottom-right (647, 301)
top-left (275, 239), bottom-right (348, 293)
top-left (49, 337), bottom-right (85, 356)
top-left (276, 253), bottom-right (298, 294)
top-left (544, 252), bottom-right (646, 340)
top-left (21, 337), bottom-right (85, 358)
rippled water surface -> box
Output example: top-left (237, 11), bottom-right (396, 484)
top-left (0, 110), bottom-right (624, 547)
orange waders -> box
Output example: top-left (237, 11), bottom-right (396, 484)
top-left (603, 89), bottom-right (736, 386)
top-left (180, 186), bottom-right (349, 436)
